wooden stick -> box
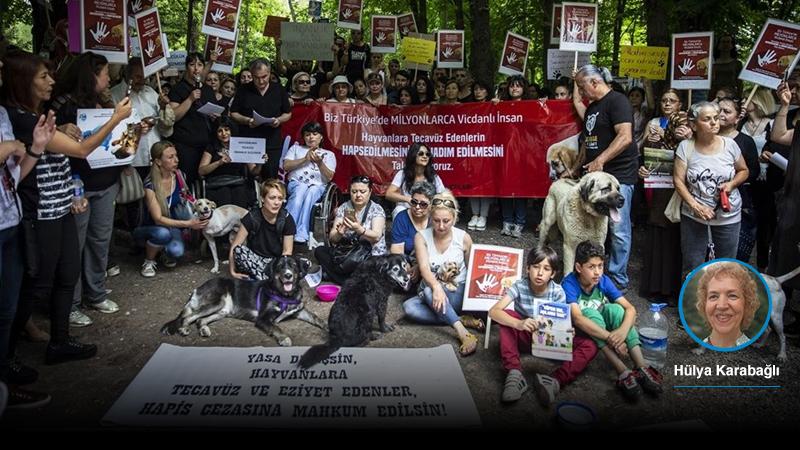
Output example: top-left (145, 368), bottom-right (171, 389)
top-left (155, 71), bottom-right (163, 98)
top-left (484, 317), bottom-right (492, 349)
top-left (574, 51), bottom-right (578, 72)
top-left (742, 84), bottom-right (759, 110)
top-left (688, 89), bottom-right (692, 106)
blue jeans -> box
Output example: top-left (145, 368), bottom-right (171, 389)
top-left (608, 183), bottom-right (634, 288)
top-left (681, 217), bottom-right (741, 274)
top-left (132, 226), bottom-right (185, 259)
top-left (0, 226), bottom-right (23, 377)
top-left (286, 180), bottom-right (327, 242)
top-left (403, 281), bottom-right (466, 326)
top-left (501, 199), bottom-right (526, 225)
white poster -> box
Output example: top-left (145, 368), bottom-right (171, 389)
top-left (559, 2), bottom-right (598, 53)
top-left (547, 49), bottom-right (591, 80)
top-left (280, 22), bottom-right (336, 62)
top-left (229, 137), bottom-right (266, 164)
top-left (103, 344), bottom-right (481, 428)
top-left (463, 244), bottom-right (524, 312)
top-left (77, 108), bottom-right (136, 169)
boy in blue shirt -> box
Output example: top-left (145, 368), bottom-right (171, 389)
top-left (561, 240), bottom-right (663, 400)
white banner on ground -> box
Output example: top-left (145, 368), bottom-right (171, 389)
top-left (103, 344), bottom-right (481, 428)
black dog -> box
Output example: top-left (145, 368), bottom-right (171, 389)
top-left (298, 255), bottom-right (412, 368)
top-left (161, 256), bottom-right (327, 346)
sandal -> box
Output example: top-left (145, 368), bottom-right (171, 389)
top-left (458, 333), bottom-right (478, 357)
top-left (460, 315), bottom-right (485, 332)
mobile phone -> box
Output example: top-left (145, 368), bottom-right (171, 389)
top-left (345, 208), bottom-right (356, 222)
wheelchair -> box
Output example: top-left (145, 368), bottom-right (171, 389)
top-left (309, 183), bottom-right (342, 249)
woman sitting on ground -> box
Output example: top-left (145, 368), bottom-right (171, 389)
top-left (198, 118), bottom-right (259, 208)
top-left (135, 141), bottom-right (208, 278)
top-left (314, 175), bottom-right (387, 285)
top-left (284, 121), bottom-right (336, 245)
top-left (402, 191), bottom-right (484, 357)
top-left (229, 179), bottom-right (296, 280)
top-left (385, 142), bottom-right (446, 219)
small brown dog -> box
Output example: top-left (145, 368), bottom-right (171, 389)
top-left (437, 261), bottom-right (460, 292)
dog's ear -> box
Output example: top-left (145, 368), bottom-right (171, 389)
top-left (580, 178), bottom-right (595, 202)
top-left (299, 257), bottom-right (312, 276)
top-left (209, 201), bottom-right (217, 209)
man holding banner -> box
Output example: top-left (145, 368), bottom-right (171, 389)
top-left (574, 65), bottom-right (639, 292)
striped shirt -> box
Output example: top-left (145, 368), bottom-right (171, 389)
top-left (507, 278), bottom-right (567, 318)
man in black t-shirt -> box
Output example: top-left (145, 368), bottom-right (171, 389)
top-left (230, 59), bottom-right (292, 180)
top-left (343, 29), bottom-right (370, 84)
top-left (574, 64), bottom-right (639, 291)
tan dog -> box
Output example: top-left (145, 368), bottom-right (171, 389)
top-left (546, 133), bottom-right (580, 180)
top-left (193, 199), bottom-right (248, 274)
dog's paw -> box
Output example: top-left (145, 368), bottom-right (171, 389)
top-left (370, 331), bottom-right (384, 341)
top-left (178, 327), bottom-right (191, 336)
top-left (278, 337), bottom-right (293, 347)
top-left (691, 346), bottom-right (706, 356)
top-left (210, 266), bottom-right (220, 274)
top-left (380, 323), bottom-right (395, 333)
top-left (199, 325), bottom-right (212, 337)
top-left (777, 351), bottom-right (787, 362)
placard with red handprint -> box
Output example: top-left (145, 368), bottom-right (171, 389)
top-left (337, 0), bottom-right (363, 31)
top-left (397, 13), bottom-right (417, 38)
top-left (559, 1), bottom-right (597, 53)
top-left (499, 31), bottom-right (530, 76)
top-left (371, 15), bottom-right (397, 53)
top-left (436, 30), bottom-right (464, 69)
top-left (201, 0), bottom-right (241, 41)
top-left (463, 244), bottom-right (524, 312)
top-left (204, 35), bottom-right (237, 74)
top-left (81, 0), bottom-right (128, 63)
top-left (740, 19), bottom-right (800, 90)
top-left (671, 32), bottom-right (713, 90)
top-left (135, 7), bottom-right (167, 77)
top-left (550, 4), bottom-right (562, 45)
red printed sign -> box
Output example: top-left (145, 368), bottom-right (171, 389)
top-left (337, 0), bottom-right (363, 30)
top-left (740, 19), bottom-right (800, 90)
top-left (437, 30), bottom-right (464, 69)
top-left (397, 13), bottom-right (417, 37)
top-left (499, 31), bottom-right (530, 76)
top-left (551, 4), bottom-right (562, 45)
top-left (371, 15), bottom-right (397, 53)
top-left (463, 245), bottom-right (524, 312)
top-left (559, 1), bottom-right (597, 53)
top-left (201, 0), bottom-right (241, 41)
top-left (671, 32), bottom-right (713, 90)
top-left (204, 35), bottom-right (237, 74)
top-left (128, 0), bottom-right (154, 16)
top-left (81, 0), bottom-right (127, 64)
top-left (281, 101), bottom-right (581, 198)
top-left (135, 8), bottom-right (167, 77)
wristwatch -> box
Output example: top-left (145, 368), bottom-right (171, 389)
top-left (25, 145), bottom-right (43, 159)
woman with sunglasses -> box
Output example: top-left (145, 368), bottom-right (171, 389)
top-left (314, 175), bottom-right (386, 285)
top-left (403, 191), bottom-right (484, 357)
top-left (386, 143), bottom-right (446, 219)
top-left (390, 181), bottom-right (435, 257)
top-left (289, 72), bottom-right (315, 107)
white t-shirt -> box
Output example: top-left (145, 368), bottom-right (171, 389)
top-left (676, 136), bottom-right (742, 226)
top-left (111, 81), bottom-right (161, 167)
top-left (390, 170), bottom-right (446, 218)
top-left (419, 227), bottom-right (468, 290)
top-left (0, 106), bottom-right (21, 231)
top-left (740, 118), bottom-right (772, 180)
top-left (285, 144), bottom-right (336, 186)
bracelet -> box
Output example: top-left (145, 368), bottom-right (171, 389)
top-left (25, 145), bottom-right (43, 159)
top-left (359, 227), bottom-right (367, 236)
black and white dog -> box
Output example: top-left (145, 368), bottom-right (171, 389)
top-left (298, 254), bottom-right (412, 368)
top-left (161, 256), bottom-right (327, 346)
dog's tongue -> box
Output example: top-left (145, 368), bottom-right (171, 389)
top-left (283, 282), bottom-right (294, 292)
top-left (609, 207), bottom-right (621, 223)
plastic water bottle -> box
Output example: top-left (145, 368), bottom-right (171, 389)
top-left (72, 175), bottom-right (85, 209)
top-left (639, 303), bottom-right (669, 369)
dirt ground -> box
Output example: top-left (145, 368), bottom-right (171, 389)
top-left (2, 209), bottom-right (798, 431)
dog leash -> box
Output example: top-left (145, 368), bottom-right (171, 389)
top-left (705, 223), bottom-right (716, 262)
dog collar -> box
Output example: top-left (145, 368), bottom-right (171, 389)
top-left (254, 288), bottom-right (301, 313)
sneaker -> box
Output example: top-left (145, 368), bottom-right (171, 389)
top-left (533, 373), bottom-right (560, 407)
top-left (511, 224), bottom-right (523, 238)
top-left (162, 256), bottom-right (177, 268)
top-left (68, 310), bottom-right (93, 327)
top-left (475, 216), bottom-right (487, 231)
top-left (106, 263), bottom-right (121, 278)
top-left (87, 299), bottom-right (119, 314)
top-left (5, 357), bottom-right (38, 385)
top-left (467, 215), bottom-right (479, 230)
top-left (501, 369), bottom-right (528, 403)
top-left (141, 260), bottom-right (157, 278)
top-left (634, 366), bottom-right (664, 395)
top-left (45, 338), bottom-right (98, 365)
top-left (501, 222), bottom-right (513, 236)
top-left (616, 370), bottom-right (642, 401)
top-left (6, 386), bottom-right (51, 410)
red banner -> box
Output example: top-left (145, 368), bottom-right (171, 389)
top-left (280, 101), bottom-right (581, 198)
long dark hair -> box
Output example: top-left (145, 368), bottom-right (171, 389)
top-left (0, 50), bottom-right (48, 113)
top-left (502, 75), bottom-right (532, 101)
top-left (53, 51), bottom-right (108, 108)
top-left (415, 76), bottom-right (435, 103)
top-left (402, 142), bottom-right (436, 193)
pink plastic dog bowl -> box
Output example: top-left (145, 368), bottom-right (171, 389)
top-left (316, 285), bottom-right (341, 302)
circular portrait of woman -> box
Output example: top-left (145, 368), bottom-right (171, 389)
top-left (679, 259), bottom-right (771, 352)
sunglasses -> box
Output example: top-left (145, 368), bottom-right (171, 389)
top-left (350, 175), bottom-right (371, 185)
top-left (297, 79), bottom-right (311, 85)
top-left (432, 198), bottom-right (456, 209)
top-left (410, 199), bottom-right (430, 209)
top-left (417, 151), bottom-right (430, 157)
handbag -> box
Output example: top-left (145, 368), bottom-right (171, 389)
top-left (116, 166), bottom-right (145, 204)
top-left (157, 104), bottom-right (175, 138)
top-left (204, 174), bottom-right (246, 190)
top-left (331, 202), bottom-right (373, 274)
top-left (664, 140), bottom-right (695, 223)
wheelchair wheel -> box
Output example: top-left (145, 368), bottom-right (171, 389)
top-left (312, 183), bottom-right (342, 247)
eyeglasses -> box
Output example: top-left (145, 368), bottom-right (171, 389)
top-left (417, 151), bottom-right (430, 157)
top-left (410, 199), bottom-right (430, 209)
top-left (661, 98), bottom-right (679, 104)
top-left (432, 198), bottom-right (456, 209)
top-left (350, 175), bottom-right (371, 185)
top-left (297, 79), bottom-right (311, 85)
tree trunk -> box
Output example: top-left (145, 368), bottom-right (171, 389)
top-left (453, 0), bottom-right (465, 30)
top-left (645, 0), bottom-right (670, 102)
top-left (408, 0), bottom-right (428, 33)
top-left (542, 0), bottom-right (554, 86)
top-left (468, 0), bottom-right (492, 84)
top-left (611, 0), bottom-right (626, 76)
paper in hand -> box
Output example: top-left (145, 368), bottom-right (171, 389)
top-left (252, 111), bottom-right (276, 126)
top-left (196, 102), bottom-right (225, 116)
